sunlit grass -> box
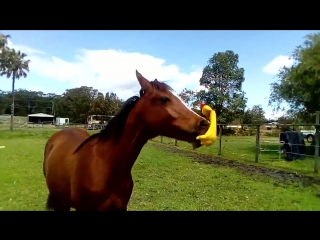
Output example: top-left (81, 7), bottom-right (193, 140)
top-left (0, 129), bottom-right (320, 210)
top-left (152, 136), bottom-right (318, 177)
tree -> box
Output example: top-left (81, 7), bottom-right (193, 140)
top-left (0, 87), bottom-right (125, 123)
top-left (0, 48), bottom-right (30, 131)
top-left (91, 92), bottom-right (106, 116)
top-left (55, 86), bottom-right (101, 123)
top-left (178, 88), bottom-right (196, 108)
top-left (104, 92), bottom-right (122, 116)
top-left (178, 88), bottom-right (203, 115)
top-left (269, 32), bottom-right (320, 123)
top-left (0, 34), bottom-right (10, 72)
top-left (196, 50), bottom-right (247, 123)
top-left (55, 88), bottom-right (123, 123)
top-left (0, 89), bottom-right (57, 116)
top-left (242, 105), bottom-right (266, 125)
top-left (277, 115), bottom-right (294, 125)
top-left (0, 34), bottom-right (10, 49)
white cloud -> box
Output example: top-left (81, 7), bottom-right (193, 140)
top-left (262, 55), bottom-right (294, 75)
top-left (8, 41), bottom-right (203, 100)
top-left (7, 39), bottom-right (45, 55)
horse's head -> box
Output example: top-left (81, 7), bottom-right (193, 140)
top-left (134, 70), bottom-right (210, 148)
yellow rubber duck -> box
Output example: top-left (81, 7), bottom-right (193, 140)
top-left (196, 102), bottom-right (217, 146)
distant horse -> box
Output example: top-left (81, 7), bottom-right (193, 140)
top-left (43, 70), bottom-right (210, 211)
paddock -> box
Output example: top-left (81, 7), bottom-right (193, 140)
top-left (1, 128), bottom-right (320, 210)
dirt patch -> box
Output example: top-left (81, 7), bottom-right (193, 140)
top-left (149, 142), bottom-right (320, 187)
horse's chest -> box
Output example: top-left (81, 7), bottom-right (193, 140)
top-left (72, 158), bottom-right (134, 210)
top-left (104, 177), bottom-right (134, 201)
top-left (101, 179), bottom-right (134, 210)
top-left (72, 174), bottom-right (134, 210)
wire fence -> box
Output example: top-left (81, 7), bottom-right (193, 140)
top-left (0, 115), bottom-right (107, 130)
top-left (1, 116), bottom-right (319, 173)
top-left (151, 123), bottom-right (320, 173)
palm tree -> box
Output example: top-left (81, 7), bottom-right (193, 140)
top-left (0, 34), bottom-right (10, 48)
top-left (0, 48), bottom-right (30, 131)
top-left (0, 34), bottom-right (10, 71)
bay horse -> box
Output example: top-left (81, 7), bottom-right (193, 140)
top-left (43, 70), bottom-right (210, 211)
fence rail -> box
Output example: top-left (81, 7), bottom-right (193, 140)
top-left (153, 123), bottom-right (320, 173)
top-left (0, 121), bottom-right (108, 130)
top-left (1, 119), bottom-right (319, 173)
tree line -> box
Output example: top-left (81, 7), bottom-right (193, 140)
top-left (0, 87), bottom-right (123, 124)
top-left (1, 31), bottom-right (320, 127)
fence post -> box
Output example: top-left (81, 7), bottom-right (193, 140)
top-left (174, 139), bottom-right (178, 146)
top-left (160, 136), bottom-right (163, 143)
top-left (314, 111), bottom-right (319, 173)
top-left (218, 125), bottom-right (222, 156)
top-left (255, 124), bottom-right (260, 163)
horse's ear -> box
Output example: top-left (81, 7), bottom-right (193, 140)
top-left (136, 70), bottom-right (152, 92)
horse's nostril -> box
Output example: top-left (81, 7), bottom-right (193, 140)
top-left (200, 120), bottom-right (209, 127)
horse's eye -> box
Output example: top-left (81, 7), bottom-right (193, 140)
top-left (161, 96), bottom-right (170, 103)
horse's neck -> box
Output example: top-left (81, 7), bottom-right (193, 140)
top-left (99, 118), bottom-right (149, 171)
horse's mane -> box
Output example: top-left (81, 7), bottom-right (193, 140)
top-left (74, 79), bottom-right (172, 153)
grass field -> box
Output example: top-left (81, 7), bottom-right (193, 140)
top-left (153, 135), bottom-right (318, 177)
top-left (1, 128), bottom-right (320, 210)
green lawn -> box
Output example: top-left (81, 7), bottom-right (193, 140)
top-left (1, 129), bottom-right (320, 210)
top-left (152, 135), bottom-right (318, 177)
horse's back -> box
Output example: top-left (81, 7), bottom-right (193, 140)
top-left (44, 128), bottom-right (90, 192)
top-left (44, 128), bottom-right (89, 158)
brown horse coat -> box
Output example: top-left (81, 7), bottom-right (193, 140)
top-left (43, 71), bottom-right (210, 211)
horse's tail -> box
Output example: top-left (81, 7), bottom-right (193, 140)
top-left (43, 160), bottom-right (46, 177)
top-left (45, 194), bottom-right (54, 211)
top-left (43, 141), bottom-right (49, 177)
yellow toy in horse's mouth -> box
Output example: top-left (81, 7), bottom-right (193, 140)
top-left (196, 103), bottom-right (217, 146)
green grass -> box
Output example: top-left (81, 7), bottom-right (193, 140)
top-left (153, 136), bottom-right (319, 177)
top-left (1, 129), bottom-right (320, 210)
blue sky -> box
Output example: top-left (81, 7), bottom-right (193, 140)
top-left (0, 30), bottom-right (316, 119)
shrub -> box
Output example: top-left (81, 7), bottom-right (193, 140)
top-left (221, 128), bottom-right (236, 136)
top-left (280, 124), bottom-right (291, 132)
top-left (264, 132), bottom-right (279, 138)
top-left (236, 128), bottom-right (256, 136)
